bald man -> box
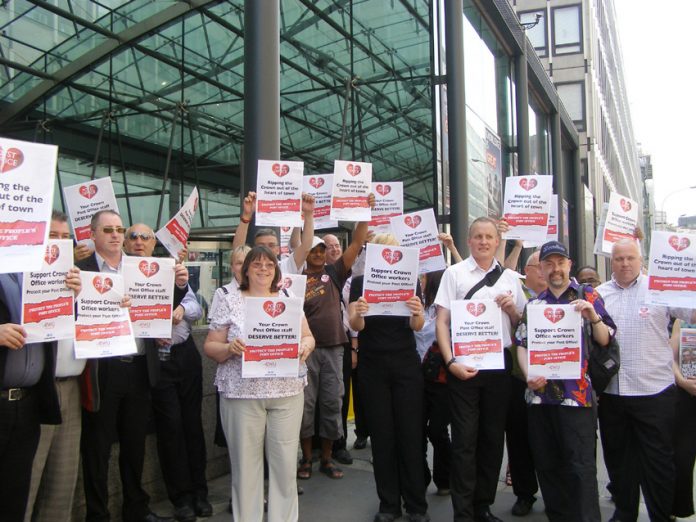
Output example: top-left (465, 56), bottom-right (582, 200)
top-left (322, 234), bottom-right (343, 265)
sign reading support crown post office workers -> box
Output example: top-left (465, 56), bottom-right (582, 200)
top-left (21, 239), bottom-right (75, 342)
top-left (303, 174), bottom-right (337, 230)
top-left (390, 209), bottom-right (446, 274)
top-left (502, 175), bottom-right (553, 243)
top-left (526, 303), bottom-right (582, 380)
top-left (362, 244), bottom-right (419, 316)
top-left (256, 160), bottom-right (304, 228)
top-left (156, 187), bottom-right (199, 259)
top-left (647, 230), bottom-right (696, 308)
top-left (63, 177), bottom-right (119, 250)
top-left (601, 192), bottom-right (639, 255)
top-left (74, 271), bottom-right (137, 359)
top-left (123, 256), bottom-right (175, 338)
top-left (330, 160), bottom-right (372, 222)
top-left (369, 182), bottom-right (403, 234)
top-left (0, 137), bottom-right (57, 273)
top-left (450, 299), bottom-right (505, 370)
top-left (243, 296), bottom-right (302, 378)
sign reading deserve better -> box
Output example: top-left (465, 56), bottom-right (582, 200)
top-left (526, 304), bottom-right (582, 380)
top-left (369, 182), bottom-right (403, 233)
top-left (362, 244), bottom-right (418, 316)
top-left (390, 209), bottom-right (446, 274)
top-left (123, 256), bottom-right (175, 338)
top-left (647, 230), bottom-right (696, 307)
top-left (450, 299), bottom-right (505, 370)
top-left (63, 177), bottom-right (118, 249)
top-left (601, 192), bottom-right (638, 254)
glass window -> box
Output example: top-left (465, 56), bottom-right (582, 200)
top-left (556, 82), bottom-right (585, 130)
top-left (519, 10), bottom-right (547, 57)
top-left (553, 5), bottom-right (582, 55)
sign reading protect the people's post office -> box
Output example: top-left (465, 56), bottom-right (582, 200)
top-left (330, 160), bottom-right (372, 222)
top-left (369, 182), bottom-right (403, 234)
top-left (450, 299), bottom-right (505, 370)
top-left (601, 192), bottom-right (638, 255)
top-left (502, 175), bottom-right (553, 243)
top-left (526, 303), bottom-right (582, 379)
top-left (647, 230), bottom-right (696, 307)
top-left (63, 177), bottom-right (118, 250)
top-left (389, 209), bottom-right (446, 274)
top-left (123, 256), bottom-right (175, 338)
top-left (156, 187), bottom-right (199, 259)
top-left (362, 243), bottom-right (418, 316)
top-left (256, 160), bottom-right (304, 228)
top-left (303, 174), bottom-right (337, 230)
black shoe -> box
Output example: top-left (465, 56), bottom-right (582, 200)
top-left (407, 513), bottom-right (431, 522)
top-left (172, 504), bottom-right (196, 522)
top-left (353, 435), bottom-right (368, 450)
top-left (140, 513), bottom-right (174, 522)
top-left (333, 447), bottom-right (353, 465)
top-left (511, 497), bottom-right (535, 517)
top-left (297, 484), bottom-right (304, 495)
top-left (475, 508), bottom-right (504, 522)
top-left (194, 497), bottom-right (213, 517)
top-left (373, 513), bottom-right (399, 522)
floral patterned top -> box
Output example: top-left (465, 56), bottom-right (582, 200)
top-left (515, 280), bottom-right (617, 407)
top-left (208, 287), bottom-right (307, 399)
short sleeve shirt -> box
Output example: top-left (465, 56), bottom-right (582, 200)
top-left (303, 257), bottom-right (351, 347)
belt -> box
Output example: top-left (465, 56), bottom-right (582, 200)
top-left (55, 376), bottom-right (78, 382)
top-left (118, 356), bottom-right (134, 363)
top-left (0, 387), bottom-right (31, 401)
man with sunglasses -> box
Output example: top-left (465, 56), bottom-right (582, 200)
top-left (77, 210), bottom-right (189, 522)
top-left (123, 224), bottom-right (211, 522)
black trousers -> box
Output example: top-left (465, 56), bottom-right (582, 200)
top-left (505, 375), bottom-right (538, 501)
top-left (528, 404), bottom-right (600, 522)
top-left (151, 337), bottom-right (208, 507)
top-left (447, 351), bottom-right (511, 521)
top-left (359, 349), bottom-right (428, 516)
top-left (599, 386), bottom-right (677, 522)
top-left (423, 380), bottom-right (451, 490)
top-left (0, 390), bottom-right (40, 522)
top-left (673, 387), bottom-right (696, 517)
top-left (81, 357), bottom-right (151, 522)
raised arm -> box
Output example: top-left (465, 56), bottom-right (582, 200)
top-left (438, 232), bottom-right (463, 264)
top-left (291, 193), bottom-right (316, 269)
top-left (342, 193), bottom-right (376, 268)
top-left (232, 191), bottom-right (256, 249)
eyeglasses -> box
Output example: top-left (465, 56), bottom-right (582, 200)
top-left (127, 232), bottom-right (154, 241)
top-left (250, 262), bottom-right (276, 270)
top-left (98, 226), bottom-right (127, 234)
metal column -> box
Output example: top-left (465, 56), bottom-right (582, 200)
top-left (551, 110), bottom-right (565, 245)
top-left (444, 0), bottom-right (469, 253)
top-left (515, 43), bottom-right (530, 176)
top-left (572, 147), bottom-right (586, 265)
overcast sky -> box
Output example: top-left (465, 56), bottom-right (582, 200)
top-left (613, 0), bottom-right (696, 226)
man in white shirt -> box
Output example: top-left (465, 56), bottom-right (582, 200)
top-left (435, 217), bottom-right (526, 522)
top-left (597, 239), bottom-right (696, 522)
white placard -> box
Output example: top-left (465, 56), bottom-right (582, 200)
top-left (63, 177), bottom-right (118, 250)
top-left (156, 187), bottom-right (199, 259)
top-left (303, 174), bottom-right (337, 230)
top-left (593, 202), bottom-right (610, 258)
top-left (243, 296), bottom-right (302, 378)
top-left (74, 271), bottom-right (137, 359)
top-left (646, 231), bottom-right (696, 308)
top-left (0, 137), bottom-right (57, 273)
top-left (450, 299), bottom-right (505, 370)
top-left (21, 240), bottom-right (75, 342)
top-left (502, 175), bottom-right (553, 243)
top-left (123, 256), bottom-right (175, 338)
top-left (389, 209), bottom-right (446, 274)
top-left (279, 226), bottom-right (292, 259)
top-left (330, 160), bottom-right (372, 222)
top-left (362, 244), bottom-right (418, 316)
top-left (527, 304), bottom-right (582, 379)
top-left (369, 182), bottom-right (403, 233)
top-left (680, 328), bottom-right (696, 379)
top-left (523, 195), bottom-right (559, 248)
top-left (255, 160), bottom-right (303, 227)
top-left (278, 273), bottom-right (307, 302)
top-left (601, 192), bottom-right (638, 254)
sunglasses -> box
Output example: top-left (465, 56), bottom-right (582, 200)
top-left (99, 226), bottom-right (127, 234)
top-left (127, 232), bottom-right (154, 241)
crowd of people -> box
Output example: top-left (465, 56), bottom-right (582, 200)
top-left (1, 190), bottom-right (696, 522)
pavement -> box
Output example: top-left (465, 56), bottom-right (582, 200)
top-left (152, 421), bottom-right (696, 521)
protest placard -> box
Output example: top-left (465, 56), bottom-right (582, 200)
top-left (123, 256), bottom-right (175, 338)
top-left (330, 160), bottom-right (372, 222)
top-left (21, 239), bottom-right (75, 342)
top-left (524, 195), bottom-right (559, 248)
top-left (303, 174), bottom-right (337, 230)
top-left (74, 271), bottom-right (137, 358)
top-left (369, 182), bottom-right (403, 234)
top-left (527, 303), bottom-right (582, 379)
top-left (502, 175), bottom-right (553, 243)
top-left (390, 209), bottom-right (446, 274)
top-left (647, 231), bottom-right (696, 307)
top-left (243, 296), bottom-right (302, 378)
top-left (256, 160), bottom-right (303, 227)
top-left (280, 226), bottom-right (292, 259)
top-left (593, 202), bottom-right (610, 258)
top-left (601, 192), bottom-right (638, 254)
top-left (0, 137), bottom-right (57, 273)
top-left (680, 328), bottom-right (696, 379)
top-left (155, 187), bottom-right (199, 259)
top-left (63, 177), bottom-right (118, 250)
top-left (450, 299), bottom-right (505, 370)
top-left (362, 244), bottom-right (418, 316)
top-left (278, 273), bottom-right (307, 302)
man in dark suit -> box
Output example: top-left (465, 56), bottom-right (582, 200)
top-left (77, 210), bottom-right (188, 522)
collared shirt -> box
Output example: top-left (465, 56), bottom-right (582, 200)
top-left (515, 280), bottom-right (617, 407)
top-left (597, 273), bottom-right (693, 396)
top-left (55, 338), bottom-right (86, 378)
top-left (434, 256), bottom-right (526, 347)
top-left (171, 286), bottom-right (203, 345)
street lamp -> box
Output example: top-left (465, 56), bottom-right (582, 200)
top-left (660, 185), bottom-right (696, 229)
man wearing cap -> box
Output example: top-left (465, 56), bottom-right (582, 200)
top-left (515, 240), bottom-right (616, 522)
top-left (298, 195), bottom-right (374, 481)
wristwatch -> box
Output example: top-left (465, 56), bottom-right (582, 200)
top-left (445, 358), bottom-right (457, 370)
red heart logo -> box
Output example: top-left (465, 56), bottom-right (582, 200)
top-left (79, 184), bottom-right (98, 199)
top-left (93, 276), bottom-right (113, 294)
top-left (0, 146), bottom-right (24, 173)
top-left (543, 307), bottom-right (565, 323)
top-left (44, 244), bottom-right (60, 265)
top-left (381, 248), bottom-right (403, 265)
top-left (263, 300), bottom-right (286, 318)
top-left (309, 177), bottom-right (324, 189)
top-left (519, 178), bottom-right (537, 191)
top-left (620, 198), bottom-right (631, 212)
top-left (404, 215), bottom-right (422, 229)
top-left (138, 260), bottom-right (160, 278)
top-left (346, 163), bottom-right (361, 176)
top-left (272, 163), bottom-right (289, 177)
top-left (466, 302), bottom-right (486, 317)
top-left (668, 235), bottom-right (691, 252)
top-left (375, 184), bottom-right (391, 196)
